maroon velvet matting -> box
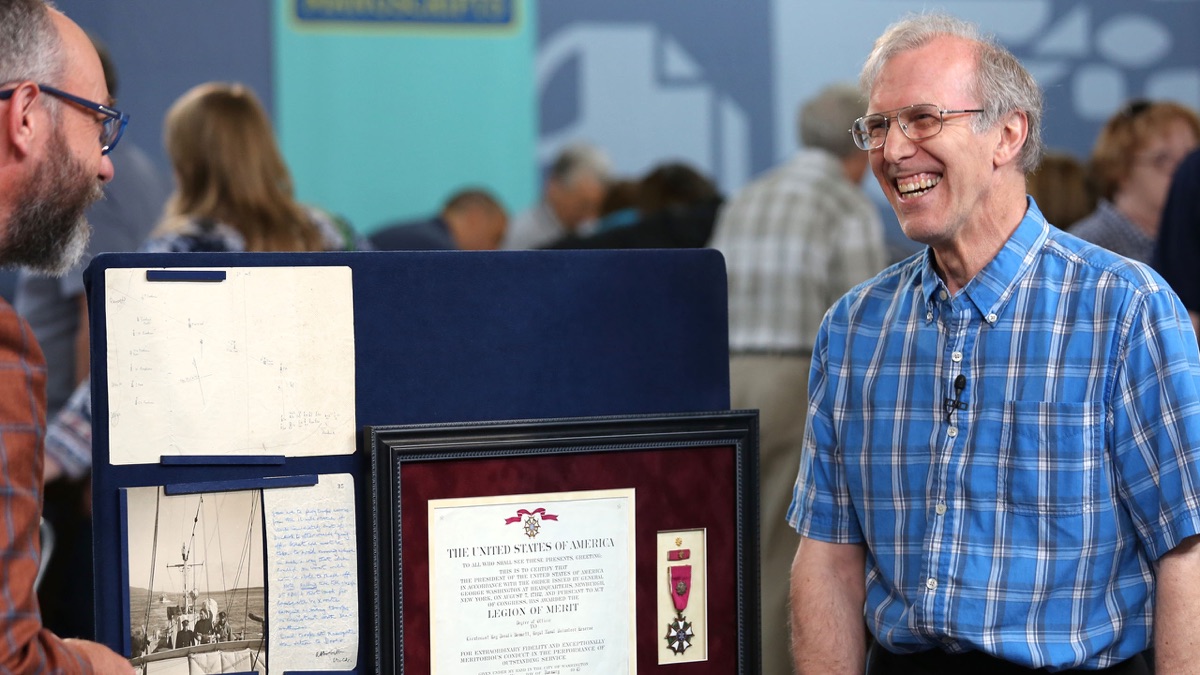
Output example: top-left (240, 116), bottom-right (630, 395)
top-left (397, 444), bottom-right (740, 673)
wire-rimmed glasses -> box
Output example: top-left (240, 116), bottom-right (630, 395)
top-left (0, 83), bottom-right (128, 155)
top-left (850, 103), bottom-right (984, 151)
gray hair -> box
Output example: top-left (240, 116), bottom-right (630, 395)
top-left (549, 142), bottom-right (612, 186)
top-left (859, 13), bottom-right (1044, 173)
top-left (0, 0), bottom-right (64, 119)
top-left (798, 82), bottom-right (866, 158)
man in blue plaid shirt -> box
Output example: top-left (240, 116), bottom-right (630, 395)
top-left (787, 13), bottom-right (1200, 675)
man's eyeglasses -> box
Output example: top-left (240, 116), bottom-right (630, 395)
top-left (850, 103), bottom-right (984, 151)
top-left (0, 83), bottom-right (128, 155)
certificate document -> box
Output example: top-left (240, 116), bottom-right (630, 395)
top-left (428, 488), bottom-right (636, 674)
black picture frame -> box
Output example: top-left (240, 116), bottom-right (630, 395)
top-left (368, 410), bottom-right (760, 674)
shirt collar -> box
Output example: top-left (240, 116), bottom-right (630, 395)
top-left (917, 197), bottom-right (1050, 323)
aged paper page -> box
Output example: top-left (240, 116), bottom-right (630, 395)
top-left (104, 266), bottom-right (355, 463)
top-left (263, 473), bottom-right (359, 673)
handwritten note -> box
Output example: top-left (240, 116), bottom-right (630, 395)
top-left (264, 473), bottom-right (359, 673)
top-left (104, 267), bottom-right (356, 464)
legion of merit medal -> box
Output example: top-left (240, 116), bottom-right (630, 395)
top-left (502, 507), bottom-right (558, 538)
top-left (664, 548), bottom-right (694, 654)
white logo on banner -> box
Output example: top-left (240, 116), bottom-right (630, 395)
top-left (537, 24), bottom-right (749, 192)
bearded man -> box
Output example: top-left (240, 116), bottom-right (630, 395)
top-left (0, 0), bottom-right (132, 671)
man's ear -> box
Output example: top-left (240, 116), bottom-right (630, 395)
top-left (3, 83), bottom-right (44, 160)
top-left (993, 109), bottom-right (1029, 169)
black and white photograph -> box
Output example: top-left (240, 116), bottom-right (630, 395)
top-left (124, 486), bottom-right (267, 674)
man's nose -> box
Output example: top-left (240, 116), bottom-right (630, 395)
top-left (98, 153), bottom-right (115, 183)
top-left (881, 120), bottom-right (917, 164)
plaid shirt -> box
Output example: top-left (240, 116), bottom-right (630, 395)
top-left (0, 298), bottom-right (93, 672)
top-left (788, 199), bottom-right (1200, 669)
top-left (710, 149), bottom-right (887, 353)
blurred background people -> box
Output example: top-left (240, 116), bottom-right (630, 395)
top-left (1153, 148), bottom-right (1200, 336)
top-left (45, 81), bottom-right (368, 489)
top-left (501, 142), bottom-right (611, 249)
top-left (1026, 150), bottom-right (1094, 230)
top-left (1071, 99), bottom-right (1200, 262)
top-left (708, 82), bottom-right (887, 675)
top-left (23, 33), bottom-right (170, 643)
top-left (370, 187), bottom-right (507, 251)
top-left (544, 161), bottom-right (721, 249)
top-left (590, 178), bottom-right (641, 232)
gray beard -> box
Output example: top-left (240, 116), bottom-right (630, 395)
top-left (3, 129), bottom-right (99, 277)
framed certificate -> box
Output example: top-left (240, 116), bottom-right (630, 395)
top-left (368, 411), bottom-right (760, 674)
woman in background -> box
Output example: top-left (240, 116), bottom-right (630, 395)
top-left (1071, 99), bottom-right (1200, 263)
top-left (143, 82), bottom-right (362, 254)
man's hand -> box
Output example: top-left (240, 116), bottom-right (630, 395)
top-left (62, 638), bottom-right (134, 675)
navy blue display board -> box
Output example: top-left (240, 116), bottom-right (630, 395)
top-left (87, 249), bottom-right (730, 671)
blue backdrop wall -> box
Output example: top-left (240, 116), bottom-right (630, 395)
top-left (51, 0), bottom-right (1200, 237)
top-left (53, 0), bottom-right (273, 181)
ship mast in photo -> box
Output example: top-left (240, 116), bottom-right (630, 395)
top-left (125, 486), bottom-right (267, 674)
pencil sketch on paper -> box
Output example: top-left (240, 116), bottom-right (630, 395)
top-left (104, 266), bottom-right (356, 464)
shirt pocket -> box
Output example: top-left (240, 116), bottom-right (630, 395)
top-left (997, 400), bottom-right (1100, 516)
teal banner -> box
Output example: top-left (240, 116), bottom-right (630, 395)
top-left (276, 0), bottom-right (536, 235)
top-left (295, 0), bottom-right (513, 25)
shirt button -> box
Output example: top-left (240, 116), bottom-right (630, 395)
top-left (947, 426), bottom-right (958, 437)
top-left (986, 312), bottom-right (997, 324)
top-left (926, 311), bottom-right (933, 321)
top-left (926, 578), bottom-right (938, 591)
top-left (938, 290), bottom-right (948, 301)
top-left (951, 351), bottom-right (962, 362)
top-left (935, 502), bottom-right (947, 515)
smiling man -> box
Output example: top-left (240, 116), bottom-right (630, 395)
top-left (786, 13), bottom-right (1200, 675)
top-left (0, 0), bottom-right (132, 672)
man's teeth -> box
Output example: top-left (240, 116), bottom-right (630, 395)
top-left (897, 176), bottom-right (940, 197)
